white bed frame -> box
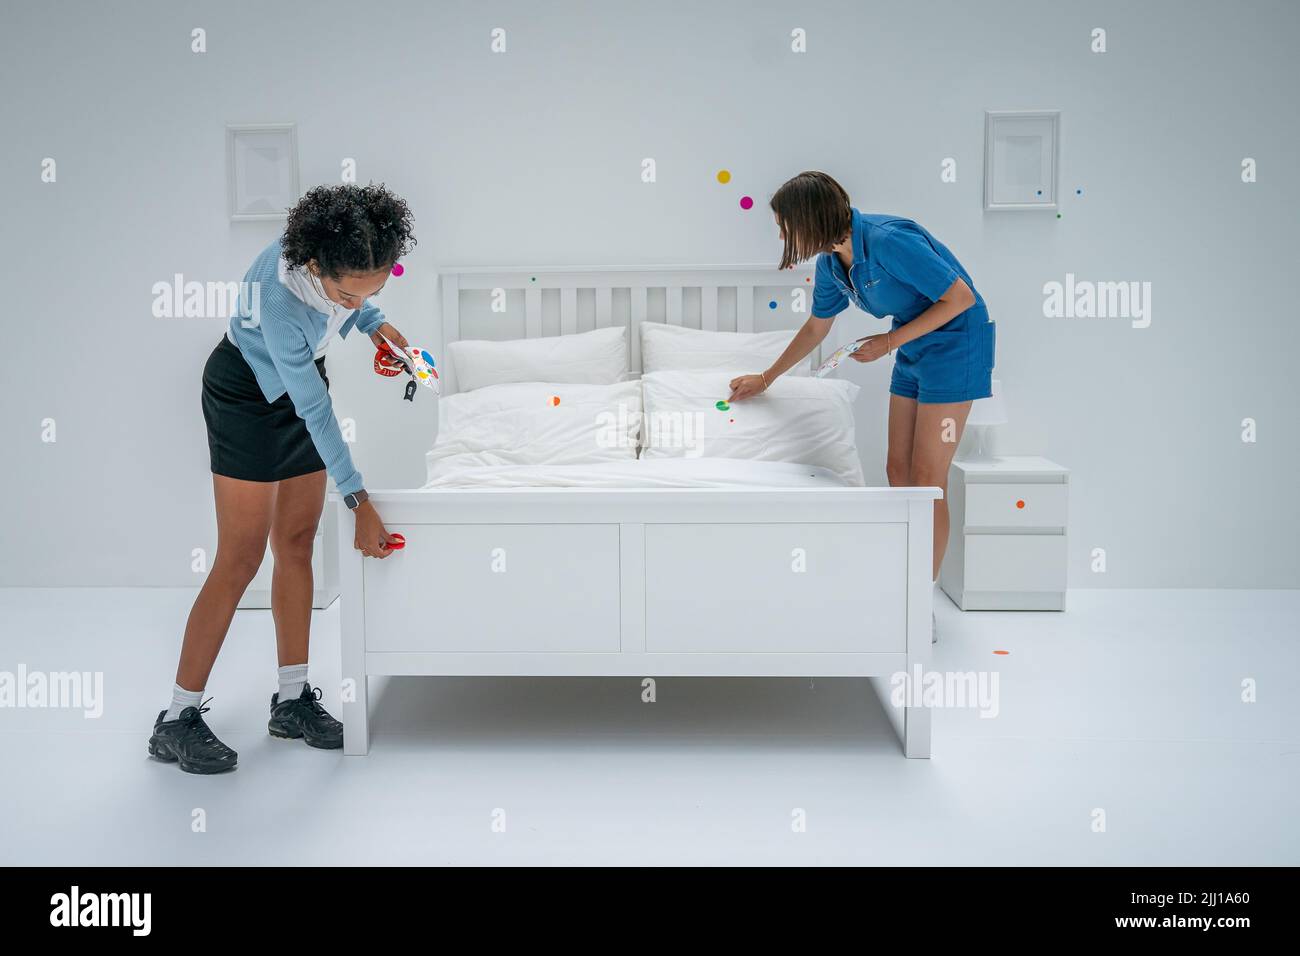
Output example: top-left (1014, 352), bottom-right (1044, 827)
top-left (335, 265), bottom-right (940, 758)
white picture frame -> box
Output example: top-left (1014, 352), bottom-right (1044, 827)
top-left (984, 110), bottom-right (1060, 211)
top-left (226, 123), bottom-right (300, 221)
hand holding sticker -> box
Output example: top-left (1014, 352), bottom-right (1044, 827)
top-left (814, 339), bottom-right (867, 377)
top-left (373, 333), bottom-right (441, 397)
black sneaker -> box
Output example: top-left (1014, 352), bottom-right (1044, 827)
top-left (268, 683), bottom-right (343, 749)
top-left (148, 701), bottom-right (239, 774)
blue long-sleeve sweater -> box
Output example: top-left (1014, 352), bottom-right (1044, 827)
top-left (226, 240), bottom-right (384, 496)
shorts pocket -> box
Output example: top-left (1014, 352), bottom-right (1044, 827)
top-left (965, 322), bottom-right (995, 395)
top-left (905, 324), bottom-right (964, 360)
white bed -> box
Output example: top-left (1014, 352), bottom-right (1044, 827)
top-left (422, 457), bottom-right (849, 488)
top-left (334, 265), bottom-right (939, 757)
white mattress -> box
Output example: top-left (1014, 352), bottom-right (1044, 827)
top-left (419, 457), bottom-right (855, 489)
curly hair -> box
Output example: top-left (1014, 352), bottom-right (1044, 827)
top-left (281, 183), bottom-right (416, 278)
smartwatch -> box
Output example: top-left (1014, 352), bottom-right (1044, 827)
top-left (343, 489), bottom-right (370, 510)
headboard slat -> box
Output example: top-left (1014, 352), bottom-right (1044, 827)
top-left (525, 287), bottom-right (542, 338)
top-left (666, 286), bottom-right (683, 327)
top-left (560, 287), bottom-right (578, 335)
top-left (440, 274), bottom-right (461, 394)
top-left (596, 287), bottom-right (613, 329)
top-left (438, 265), bottom-right (815, 391)
top-left (630, 286), bottom-right (647, 372)
top-left (701, 285), bottom-right (719, 331)
top-left (736, 285), bottom-right (754, 333)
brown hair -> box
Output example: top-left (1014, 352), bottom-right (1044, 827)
top-left (769, 171), bottom-right (852, 270)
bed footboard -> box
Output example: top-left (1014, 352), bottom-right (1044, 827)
top-left (334, 487), bottom-right (939, 758)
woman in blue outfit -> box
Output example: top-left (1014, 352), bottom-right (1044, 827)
top-left (730, 172), bottom-right (995, 624)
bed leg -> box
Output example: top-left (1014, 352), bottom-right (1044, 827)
top-left (904, 498), bottom-right (934, 759)
top-left (904, 703), bottom-right (931, 759)
top-left (337, 498), bottom-right (369, 756)
top-left (343, 675), bottom-right (369, 755)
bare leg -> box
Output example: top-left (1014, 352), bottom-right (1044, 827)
top-left (268, 469), bottom-right (327, 668)
top-left (909, 401), bottom-right (973, 580)
top-left (175, 476), bottom-right (277, 691)
top-left (885, 394), bottom-right (919, 489)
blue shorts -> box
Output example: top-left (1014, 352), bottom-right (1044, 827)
top-left (889, 310), bottom-right (995, 404)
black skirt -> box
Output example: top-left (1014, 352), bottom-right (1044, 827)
top-left (202, 336), bottom-right (329, 482)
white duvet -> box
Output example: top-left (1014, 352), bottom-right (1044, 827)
top-left (420, 457), bottom-right (854, 489)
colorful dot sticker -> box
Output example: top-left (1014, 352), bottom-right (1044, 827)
top-left (716, 170), bottom-right (731, 184)
top-left (550, 395), bottom-right (561, 406)
top-left (421, 350), bottom-right (435, 367)
top-left (768, 300), bottom-right (777, 310)
top-left (739, 196), bottom-right (753, 210)
top-left (391, 263), bottom-right (404, 277)
top-left (1015, 499), bottom-right (1025, 509)
top-left (993, 650), bottom-right (1010, 656)
top-left (715, 400), bottom-right (730, 411)
top-left (1076, 188), bottom-right (1083, 196)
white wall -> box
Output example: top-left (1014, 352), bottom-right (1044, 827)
top-left (1, 0), bottom-right (1297, 588)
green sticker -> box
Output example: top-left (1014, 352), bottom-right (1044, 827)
top-left (715, 400), bottom-right (730, 411)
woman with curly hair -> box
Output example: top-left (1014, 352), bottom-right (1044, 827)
top-left (148, 183), bottom-right (415, 773)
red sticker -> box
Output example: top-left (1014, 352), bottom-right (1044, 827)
top-left (374, 350), bottom-right (402, 376)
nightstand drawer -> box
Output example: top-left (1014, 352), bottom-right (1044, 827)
top-left (965, 482), bottom-right (1067, 530)
top-left (964, 534), bottom-right (1067, 591)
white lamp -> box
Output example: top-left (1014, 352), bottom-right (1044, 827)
top-left (960, 379), bottom-right (1007, 461)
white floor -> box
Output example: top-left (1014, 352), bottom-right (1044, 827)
top-left (0, 587), bottom-right (1295, 866)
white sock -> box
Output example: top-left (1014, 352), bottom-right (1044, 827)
top-left (164, 683), bottom-right (204, 721)
top-left (278, 663), bottom-right (309, 703)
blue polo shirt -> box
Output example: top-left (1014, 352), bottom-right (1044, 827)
top-left (811, 209), bottom-right (987, 350)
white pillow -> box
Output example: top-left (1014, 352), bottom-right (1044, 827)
top-left (639, 321), bottom-right (811, 376)
top-left (426, 380), bottom-right (641, 480)
top-left (639, 370), bottom-right (864, 485)
top-left (448, 325), bottom-right (627, 392)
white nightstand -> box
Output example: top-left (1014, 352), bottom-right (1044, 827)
top-left (940, 456), bottom-right (1068, 611)
top-left (237, 506), bottom-right (340, 610)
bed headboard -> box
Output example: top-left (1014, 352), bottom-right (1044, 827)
top-left (436, 264), bottom-right (818, 395)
